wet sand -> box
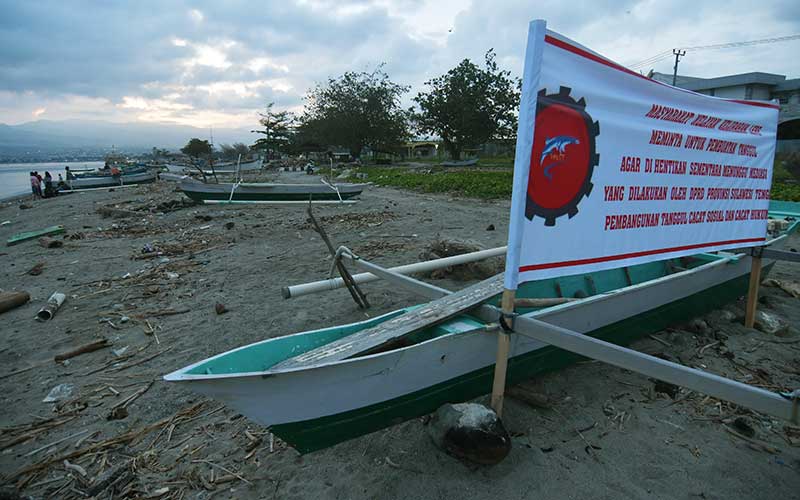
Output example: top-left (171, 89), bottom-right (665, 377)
top-left (1, 171), bottom-right (799, 499)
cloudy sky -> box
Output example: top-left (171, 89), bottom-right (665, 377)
top-left (1, 0), bottom-right (798, 129)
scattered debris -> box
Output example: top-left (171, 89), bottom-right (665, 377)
top-left (299, 210), bottom-right (396, 230)
top-left (97, 206), bottom-right (140, 218)
top-left (686, 318), bottom-right (711, 335)
top-left (215, 303), bottom-right (228, 315)
top-left (38, 236), bottom-right (63, 248)
top-left (42, 383), bottom-right (76, 403)
top-left (762, 278), bottom-right (800, 298)
top-left (733, 417), bottom-right (756, 438)
top-left (753, 310), bottom-right (789, 336)
top-left (54, 338), bottom-right (111, 362)
top-left (0, 291), bottom-right (30, 314)
top-left (224, 221), bottom-right (235, 230)
top-left (26, 262), bottom-right (45, 275)
top-left (419, 239), bottom-right (504, 280)
top-left (486, 224), bottom-right (495, 231)
top-left (653, 379), bottom-right (680, 399)
top-left (36, 292), bottom-right (66, 321)
top-left (155, 198), bottom-right (197, 213)
top-left (506, 384), bottom-right (550, 408)
top-left (427, 403), bottom-right (511, 465)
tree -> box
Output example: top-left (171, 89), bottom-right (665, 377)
top-left (300, 67), bottom-right (410, 158)
top-left (233, 142), bottom-right (250, 156)
top-left (181, 138), bottom-right (214, 181)
top-left (218, 143), bottom-right (237, 160)
top-left (181, 138), bottom-right (213, 159)
top-left (413, 49), bottom-right (521, 160)
top-left (252, 103), bottom-right (292, 159)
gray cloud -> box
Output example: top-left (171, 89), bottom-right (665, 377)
top-left (0, 0), bottom-right (798, 127)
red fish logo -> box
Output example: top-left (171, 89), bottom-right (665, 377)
top-left (526, 86), bottom-right (599, 226)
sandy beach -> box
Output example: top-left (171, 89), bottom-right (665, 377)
top-left (1, 171), bottom-right (800, 499)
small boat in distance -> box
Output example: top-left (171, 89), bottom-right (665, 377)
top-left (441, 158), bottom-right (478, 167)
top-left (178, 177), bottom-right (366, 203)
top-left (63, 167), bottom-right (157, 190)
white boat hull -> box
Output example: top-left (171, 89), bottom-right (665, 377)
top-left (165, 253), bottom-right (756, 427)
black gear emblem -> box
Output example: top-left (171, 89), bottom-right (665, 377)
top-left (525, 86), bottom-right (600, 226)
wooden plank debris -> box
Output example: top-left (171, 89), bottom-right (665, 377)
top-left (272, 273), bottom-right (504, 370)
top-left (7, 225), bottom-right (65, 246)
top-left (54, 338), bottom-right (111, 362)
top-left (0, 291), bottom-right (30, 314)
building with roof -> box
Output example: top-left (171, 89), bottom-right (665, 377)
top-left (648, 71), bottom-right (800, 151)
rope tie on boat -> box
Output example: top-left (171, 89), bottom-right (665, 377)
top-left (329, 246), bottom-right (354, 278)
top-left (499, 311), bottom-right (517, 333)
top-left (228, 179), bottom-right (243, 202)
top-left (782, 389), bottom-right (800, 423)
top-left (321, 178), bottom-right (343, 203)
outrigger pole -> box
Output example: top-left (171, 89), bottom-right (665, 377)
top-left (337, 248), bottom-right (800, 423)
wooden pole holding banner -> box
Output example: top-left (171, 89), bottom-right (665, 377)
top-left (744, 251), bottom-right (763, 328)
top-left (490, 19), bottom-right (547, 418)
top-left (490, 290), bottom-right (515, 416)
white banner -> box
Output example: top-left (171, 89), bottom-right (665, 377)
top-left (504, 21), bottom-right (779, 289)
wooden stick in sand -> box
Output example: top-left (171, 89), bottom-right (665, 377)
top-left (307, 202), bottom-right (369, 309)
top-left (0, 291), bottom-right (30, 314)
top-left (54, 338), bottom-right (111, 362)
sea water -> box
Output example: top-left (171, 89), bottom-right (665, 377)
top-left (0, 162), bottom-right (104, 200)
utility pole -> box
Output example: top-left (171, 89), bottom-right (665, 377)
top-left (672, 49), bottom-right (686, 86)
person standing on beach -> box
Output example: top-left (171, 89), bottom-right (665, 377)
top-left (30, 171), bottom-right (41, 198)
top-left (44, 171), bottom-right (53, 198)
top-left (33, 171), bottom-right (43, 198)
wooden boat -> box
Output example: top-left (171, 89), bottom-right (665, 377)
top-left (165, 163), bottom-right (194, 174)
top-left (164, 205), bottom-right (800, 453)
top-left (202, 158), bottom-right (263, 175)
top-left (441, 158), bottom-right (479, 167)
top-left (178, 178), bottom-right (366, 203)
top-left (65, 170), bottom-right (157, 190)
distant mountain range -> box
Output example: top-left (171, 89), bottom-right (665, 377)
top-left (0, 119), bottom-right (254, 157)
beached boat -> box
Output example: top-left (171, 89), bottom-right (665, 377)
top-left (202, 158), bottom-right (263, 175)
top-left (178, 178), bottom-right (366, 203)
top-left (165, 163), bottom-right (194, 174)
top-left (441, 158), bottom-right (479, 167)
top-left (64, 169), bottom-right (157, 190)
top-left (165, 205), bottom-right (799, 453)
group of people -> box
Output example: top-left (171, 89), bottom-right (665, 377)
top-left (29, 171), bottom-right (66, 199)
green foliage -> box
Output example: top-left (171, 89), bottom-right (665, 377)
top-left (413, 49), bottom-right (521, 160)
top-left (771, 182), bottom-right (800, 202)
top-left (180, 138), bottom-right (213, 159)
top-left (352, 167), bottom-right (512, 199)
top-left (300, 67), bottom-right (410, 158)
top-left (252, 102), bottom-right (293, 157)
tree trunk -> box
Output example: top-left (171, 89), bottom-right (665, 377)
top-left (444, 140), bottom-right (461, 161)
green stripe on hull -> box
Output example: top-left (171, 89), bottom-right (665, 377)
top-left (182, 190), bottom-right (360, 202)
top-left (272, 266), bottom-right (767, 453)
